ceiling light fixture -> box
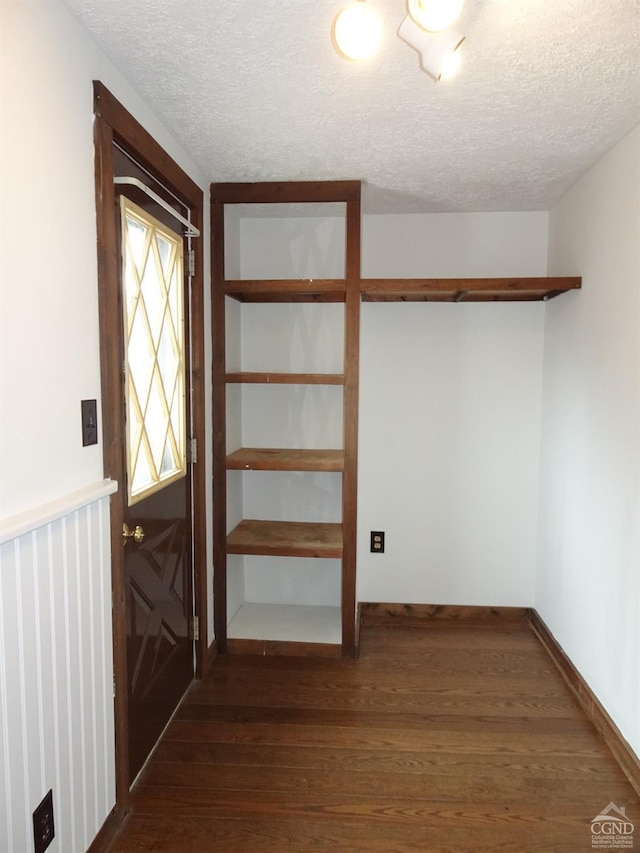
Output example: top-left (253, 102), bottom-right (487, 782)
top-left (332, 0), bottom-right (466, 82)
top-left (332, 1), bottom-right (382, 61)
top-left (398, 14), bottom-right (465, 81)
top-left (407, 0), bottom-right (464, 32)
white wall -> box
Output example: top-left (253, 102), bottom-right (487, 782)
top-left (364, 212), bottom-right (548, 278)
top-left (0, 2), bottom-right (210, 849)
top-left (358, 300), bottom-right (545, 605)
top-left (539, 124), bottom-right (640, 758)
top-left (358, 212), bottom-right (548, 605)
top-left (0, 1), bottom-right (209, 520)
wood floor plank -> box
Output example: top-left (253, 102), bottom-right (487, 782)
top-left (172, 703), bottom-right (599, 739)
top-left (181, 671), bottom-right (581, 720)
top-left (129, 785), bottom-right (625, 827)
top-left (109, 812), bottom-right (593, 853)
top-left (107, 621), bottom-right (639, 852)
top-left (154, 719), bottom-right (615, 762)
top-left (134, 761), bottom-right (632, 807)
top-left (182, 690), bottom-right (580, 721)
top-left (151, 740), bottom-right (628, 783)
top-left (201, 664), bottom-right (561, 688)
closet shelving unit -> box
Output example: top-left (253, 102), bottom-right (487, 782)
top-left (211, 180), bottom-right (361, 657)
top-left (361, 277), bottom-right (582, 302)
top-left (211, 179), bottom-right (581, 658)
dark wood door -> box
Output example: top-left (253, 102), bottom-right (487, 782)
top-left (116, 177), bottom-right (194, 781)
top-left (124, 481), bottom-right (192, 780)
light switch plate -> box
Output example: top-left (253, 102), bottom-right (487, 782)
top-left (81, 399), bottom-right (98, 447)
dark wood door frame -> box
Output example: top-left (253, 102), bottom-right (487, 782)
top-left (92, 81), bottom-right (207, 812)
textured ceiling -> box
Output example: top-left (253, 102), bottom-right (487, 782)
top-left (62, 0), bottom-right (640, 213)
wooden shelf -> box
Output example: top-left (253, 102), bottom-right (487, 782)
top-left (224, 279), bottom-right (346, 303)
top-left (226, 372), bottom-right (344, 385)
top-left (223, 276), bottom-right (582, 303)
top-left (361, 277), bottom-right (582, 302)
top-left (227, 519), bottom-right (343, 558)
top-left (227, 448), bottom-right (345, 472)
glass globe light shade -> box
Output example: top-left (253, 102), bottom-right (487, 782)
top-left (332, 2), bottom-right (382, 61)
top-left (407, 0), bottom-right (464, 32)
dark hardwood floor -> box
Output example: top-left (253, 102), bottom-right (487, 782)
top-left (108, 620), bottom-right (638, 852)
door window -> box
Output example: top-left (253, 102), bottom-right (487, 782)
top-left (120, 197), bottom-right (186, 505)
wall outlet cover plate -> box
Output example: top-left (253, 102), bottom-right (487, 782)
top-left (33, 788), bottom-right (55, 853)
top-left (370, 531), bottom-right (385, 553)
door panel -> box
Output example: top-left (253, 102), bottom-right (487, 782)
top-left (117, 187), bottom-right (194, 782)
top-left (125, 480), bottom-right (191, 779)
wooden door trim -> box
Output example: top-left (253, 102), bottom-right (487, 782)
top-left (93, 81), bottom-right (206, 811)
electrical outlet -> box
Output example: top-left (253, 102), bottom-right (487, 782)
top-left (81, 399), bottom-right (98, 446)
top-left (33, 789), bottom-right (55, 853)
top-left (370, 531), bottom-right (385, 553)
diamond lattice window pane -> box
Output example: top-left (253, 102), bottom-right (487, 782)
top-left (131, 438), bottom-right (154, 495)
top-left (123, 216), bottom-right (148, 318)
top-left (129, 390), bottom-right (143, 445)
top-left (120, 197), bottom-right (187, 505)
top-left (123, 262), bottom-right (139, 322)
top-left (158, 321), bottom-right (179, 403)
top-left (156, 233), bottom-right (173, 278)
top-left (141, 258), bottom-right (165, 349)
top-left (161, 442), bottom-right (176, 476)
top-left (146, 370), bottom-right (169, 477)
top-left (126, 216), bottom-right (148, 275)
top-left (128, 307), bottom-right (154, 407)
top-left (170, 404), bottom-right (182, 453)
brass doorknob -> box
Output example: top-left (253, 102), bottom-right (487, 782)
top-left (122, 523), bottom-right (145, 544)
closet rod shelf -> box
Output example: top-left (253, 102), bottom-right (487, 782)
top-left (361, 276), bottom-right (582, 302)
top-left (227, 519), bottom-right (343, 558)
top-left (223, 276), bottom-right (581, 303)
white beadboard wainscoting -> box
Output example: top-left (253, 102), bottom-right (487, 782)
top-left (0, 480), bottom-right (117, 853)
